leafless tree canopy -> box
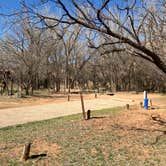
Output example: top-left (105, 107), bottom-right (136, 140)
top-left (0, 0), bottom-right (166, 96)
top-left (24, 0), bottom-right (166, 73)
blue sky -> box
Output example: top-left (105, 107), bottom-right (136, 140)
top-left (0, 0), bottom-right (144, 37)
top-left (0, 0), bottom-right (21, 10)
top-left (0, 0), bottom-right (37, 36)
top-left (0, 0), bottom-right (22, 36)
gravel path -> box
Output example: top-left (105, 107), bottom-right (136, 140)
top-left (0, 97), bottom-right (134, 128)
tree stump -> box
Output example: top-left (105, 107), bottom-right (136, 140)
top-left (87, 110), bottom-right (91, 120)
top-left (21, 143), bottom-right (32, 161)
top-left (126, 104), bottom-right (130, 110)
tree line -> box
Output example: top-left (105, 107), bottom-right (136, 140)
top-left (0, 0), bottom-right (166, 96)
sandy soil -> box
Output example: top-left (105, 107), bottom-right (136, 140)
top-left (0, 92), bottom-right (165, 128)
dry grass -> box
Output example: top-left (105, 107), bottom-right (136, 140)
top-left (0, 105), bottom-right (166, 165)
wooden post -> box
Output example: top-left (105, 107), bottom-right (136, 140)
top-left (149, 99), bottom-right (152, 107)
top-left (95, 93), bottom-right (97, 98)
top-left (140, 102), bottom-right (143, 108)
top-left (21, 143), bottom-right (32, 161)
top-left (67, 94), bottom-right (70, 101)
top-left (87, 110), bottom-right (91, 120)
top-left (126, 104), bottom-right (129, 110)
top-left (80, 92), bottom-right (86, 120)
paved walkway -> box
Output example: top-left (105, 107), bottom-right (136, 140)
top-left (0, 98), bottom-right (134, 128)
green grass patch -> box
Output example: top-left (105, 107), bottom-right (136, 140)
top-left (0, 106), bottom-right (165, 166)
top-left (0, 107), bottom-right (122, 142)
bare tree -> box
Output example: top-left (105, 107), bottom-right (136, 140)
top-left (0, 0), bottom-right (165, 96)
top-left (26, 0), bottom-right (166, 73)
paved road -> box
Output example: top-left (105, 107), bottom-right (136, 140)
top-left (0, 98), bottom-right (134, 128)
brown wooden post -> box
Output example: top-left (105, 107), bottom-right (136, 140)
top-left (126, 104), bottom-right (130, 110)
top-left (80, 92), bottom-right (86, 120)
top-left (149, 99), bottom-right (152, 107)
top-left (140, 101), bottom-right (143, 108)
top-left (95, 93), bottom-right (97, 98)
top-left (87, 110), bottom-right (91, 120)
top-left (67, 94), bottom-right (70, 101)
top-left (21, 143), bottom-right (32, 161)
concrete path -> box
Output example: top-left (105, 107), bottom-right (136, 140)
top-left (0, 98), bottom-right (134, 128)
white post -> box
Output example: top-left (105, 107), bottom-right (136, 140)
top-left (143, 91), bottom-right (148, 110)
top-left (144, 91), bottom-right (147, 99)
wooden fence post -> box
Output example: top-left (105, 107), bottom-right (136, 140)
top-left (87, 110), bottom-right (91, 120)
top-left (149, 99), bottom-right (152, 107)
top-left (80, 92), bottom-right (86, 120)
top-left (126, 104), bottom-right (130, 110)
top-left (95, 93), bottom-right (97, 98)
top-left (67, 94), bottom-right (70, 101)
top-left (140, 102), bottom-right (143, 108)
top-left (21, 143), bottom-right (32, 161)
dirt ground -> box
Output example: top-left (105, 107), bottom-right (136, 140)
top-left (0, 106), bottom-right (166, 165)
top-left (0, 93), bottom-right (120, 109)
top-left (0, 92), bottom-right (165, 165)
top-left (82, 108), bottom-right (166, 165)
top-left (0, 92), bottom-right (165, 128)
top-left (0, 92), bottom-right (165, 109)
